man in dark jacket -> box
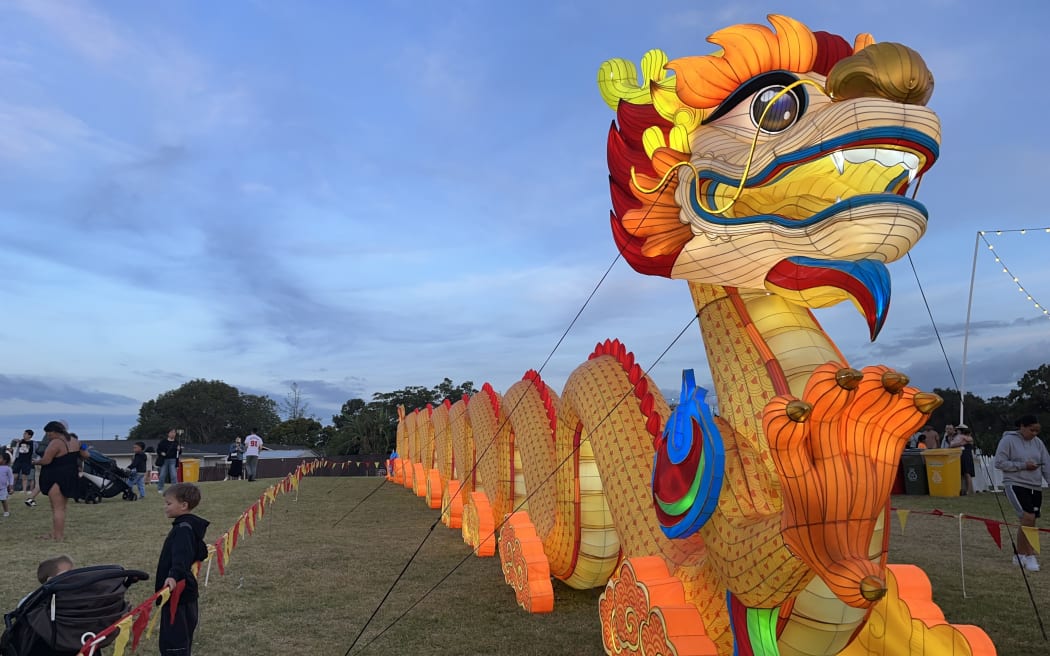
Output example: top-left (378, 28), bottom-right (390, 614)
top-left (157, 482), bottom-right (209, 655)
top-left (155, 429), bottom-right (182, 494)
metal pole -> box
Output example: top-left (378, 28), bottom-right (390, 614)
top-left (960, 232), bottom-right (981, 424)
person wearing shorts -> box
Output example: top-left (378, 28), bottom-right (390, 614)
top-left (12, 430), bottom-right (35, 493)
top-left (995, 415), bottom-right (1050, 572)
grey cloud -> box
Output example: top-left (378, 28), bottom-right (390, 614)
top-left (0, 375), bottom-right (138, 406)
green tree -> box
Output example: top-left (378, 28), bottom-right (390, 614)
top-left (432, 377), bottom-right (477, 404)
top-left (327, 400), bottom-right (395, 455)
top-left (324, 379), bottom-right (475, 456)
top-left (129, 379), bottom-right (280, 443)
top-left (269, 417), bottom-right (325, 448)
top-left (1008, 364), bottom-right (1050, 419)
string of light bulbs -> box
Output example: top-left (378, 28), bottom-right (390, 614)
top-left (978, 227), bottom-right (1050, 320)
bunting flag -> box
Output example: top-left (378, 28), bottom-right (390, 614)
top-left (145, 588), bottom-right (171, 639)
top-left (1022, 526), bottom-right (1042, 554)
top-left (896, 509), bottom-right (909, 534)
top-left (110, 616), bottom-right (134, 656)
top-left (983, 519), bottom-right (1002, 549)
top-left (168, 579), bottom-right (186, 623)
top-left (131, 607), bottom-right (150, 650)
top-left (81, 460), bottom-right (337, 655)
top-left (215, 538), bottom-right (226, 575)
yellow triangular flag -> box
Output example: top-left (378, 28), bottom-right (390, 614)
top-left (146, 588), bottom-right (172, 639)
top-left (1022, 526), bottom-right (1041, 554)
top-left (223, 532), bottom-right (232, 565)
top-left (110, 615), bottom-right (134, 656)
top-left (896, 509), bottom-right (910, 534)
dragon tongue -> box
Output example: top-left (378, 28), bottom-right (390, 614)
top-left (764, 257), bottom-right (891, 341)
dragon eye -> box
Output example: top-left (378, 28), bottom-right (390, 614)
top-left (750, 85), bottom-right (802, 133)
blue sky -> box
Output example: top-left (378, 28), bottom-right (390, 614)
top-left (2, 0), bottom-right (1048, 441)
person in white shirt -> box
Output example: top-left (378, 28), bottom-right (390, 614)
top-left (243, 430), bottom-right (264, 482)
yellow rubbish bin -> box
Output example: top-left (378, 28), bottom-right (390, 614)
top-left (921, 448), bottom-right (962, 497)
top-left (178, 459), bottom-right (201, 483)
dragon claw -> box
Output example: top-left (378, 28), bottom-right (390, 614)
top-left (835, 367), bottom-right (863, 390)
top-left (785, 400), bottom-right (812, 422)
top-left (860, 575), bottom-right (887, 602)
top-left (912, 392), bottom-right (943, 414)
top-left (880, 370), bottom-right (909, 393)
top-left (765, 362), bottom-right (936, 609)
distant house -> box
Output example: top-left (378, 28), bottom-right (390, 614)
top-left (85, 440), bottom-right (319, 467)
top-left (83, 439), bottom-right (320, 481)
top-left (84, 439), bottom-right (225, 471)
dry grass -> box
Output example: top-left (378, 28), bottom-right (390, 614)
top-left (1, 479), bottom-right (1047, 655)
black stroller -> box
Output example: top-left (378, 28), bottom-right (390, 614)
top-left (1, 565), bottom-right (149, 656)
top-left (79, 449), bottom-right (137, 503)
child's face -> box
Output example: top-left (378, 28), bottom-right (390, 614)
top-left (163, 495), bottom-right (191, 519)
top-left (133, 445), bottom-right (142, 453)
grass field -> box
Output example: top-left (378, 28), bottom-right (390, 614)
top-left (0, 478), bottom-right (1047, 655)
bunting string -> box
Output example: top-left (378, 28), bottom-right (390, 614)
top-left (78, 459), bottom-right (337, 656)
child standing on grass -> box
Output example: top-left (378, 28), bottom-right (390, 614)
top-left (0, 452), bottom-right (13, 517)
top-left (130, 442), bottom-right (148, 499)
top-left (156, 483), bottom-right (209, 656)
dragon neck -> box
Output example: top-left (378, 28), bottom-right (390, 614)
top-left (688, 281), bottom-right (848, 434)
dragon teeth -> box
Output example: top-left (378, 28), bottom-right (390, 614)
top-left (830, 150), bottom-right (845, 174)
top-left (827, 148), bottom-right (920, 175)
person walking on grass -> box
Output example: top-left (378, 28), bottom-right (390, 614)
top-left (157, 483), bottom-right (209, 656)
top-left (35, 421), bottom-right (87, 541)
top-left (994, 414), bottom-right (1050, 572)
top-left (155, 429), bottom-right (182, 494)
top-left (12, 430), bottom-right (34, 495)
top-left (243, 430), bottom-right (263, 482)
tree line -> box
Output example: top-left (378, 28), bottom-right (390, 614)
top-left (128, 365), bottom-right (1050, 456)
top-left (924, 363), bottom-right (1050, 453)
top-left (127, 378), bottom-right (477, 456)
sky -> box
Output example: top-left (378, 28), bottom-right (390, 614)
top-left (2, 0), bottom-right (1048, 441)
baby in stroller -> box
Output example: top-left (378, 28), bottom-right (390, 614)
top-left (2, 557), bottom-right (148, 655)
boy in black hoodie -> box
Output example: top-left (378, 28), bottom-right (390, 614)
top-left (157, 482), bottom-right (209, 655)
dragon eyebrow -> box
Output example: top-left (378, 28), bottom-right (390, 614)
top-left (700, 71), bottom-right (805, 125)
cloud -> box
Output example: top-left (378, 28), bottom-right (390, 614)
top-left (11, 0), bottom-right (126, 63)
top-left (0, 375), bottom-right (138, 406)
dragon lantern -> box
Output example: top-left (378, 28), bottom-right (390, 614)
top-left (390, 15), bottom-right (996, 656)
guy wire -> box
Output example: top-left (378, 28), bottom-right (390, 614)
top-left (346, 311), bottom-right (700, 655)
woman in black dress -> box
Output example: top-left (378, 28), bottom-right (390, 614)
top-left (226, 437), bottom-right (244, 480)
top-left (35, 421), bottom-right (86, 540)
top-left (951, 424), bottom-right (976, 495)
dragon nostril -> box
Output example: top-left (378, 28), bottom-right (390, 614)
top-left (860, 575), bottom-right (887, 602)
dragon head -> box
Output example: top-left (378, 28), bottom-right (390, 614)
top-left (600, 15), bottom-right (940, 339)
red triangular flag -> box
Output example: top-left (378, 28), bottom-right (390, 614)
top-left (984, 519), bottom-right (1002, 549)
top-left (214, 539), bottom-right (226, 575)
top-left (131, 607), bottom-right (151, 650)
top-left (168, 580), bottom-right (186, 623)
